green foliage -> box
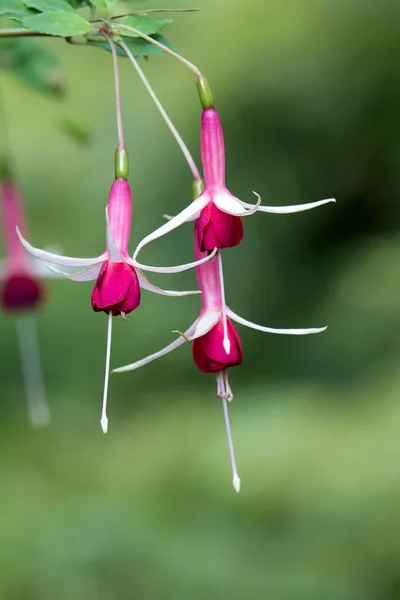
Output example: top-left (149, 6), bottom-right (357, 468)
top-left (22, 10), bottom-right (92, 36)
top-left (0, 0), bottom-right (34, 18)
top-left (23, 0), bottom-right (74, 12)
top-left (0, 38), bottom-right (65, 96)
top-left (118, 15), bottom-right (172, 37)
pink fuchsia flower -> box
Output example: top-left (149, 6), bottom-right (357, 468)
top-left (131, 107), bottom-right (335, 260)
top-left (114, 219), bottom-right (327, 492)
top-left (17, 162), bottom-right (214, 434)
top-left (0, 178), bottom-right (51, 427)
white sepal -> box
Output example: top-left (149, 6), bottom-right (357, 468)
top-left (46, 262), bottom-right (102, 282)
top-left (136, 270), bottom-right (200, 297)
top-left (16, 227), bottom-right (102, 268)
top-left (214, 191), bottom-right (261, 217)
top-left (239, 197), bottom-right (336, 214)
top-left (226, 307), bottom-right (328, 335)
top-left (186, 309), bottom-right (221, 340)
top-left (112, 331), bottom-right (189, 374)
top-left (132, 248), bottom-right (217, 274)
top-left (132, 194), bottom-right (210, 261)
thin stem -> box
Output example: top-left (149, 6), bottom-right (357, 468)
top-left (119, 40), bottom-right (201, 181)
top-left (0, 29), bottom-right (50, 38)
top-left (100, 311), bottom-right (113, 434)
top-left (104, 34), bottom-right (125, 149)
top-left (115, 23), bottom-right (202, 77)
top-left (16, 314), bottom-right (50, 427)
top-left (217, 251), bottom-right (230, 355)
top-left (218, 372), bottom-right (240, 493)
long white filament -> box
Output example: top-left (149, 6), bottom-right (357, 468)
top-left (218, 372), bottom-right (240, 492)
top-left (217, 251), bottom-right (230, 354)
top-left (101, 311), bottom-right (113, 434)
top-left (118, 40), bottom-right (201, 181)
top-left (16, 314), bottom-right (49, 427)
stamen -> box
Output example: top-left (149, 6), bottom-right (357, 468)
top-left (100, 310), bottom-right (113, 434)
top-left (118, 41), bottom-right (201, 181)
top-left (216, 372), bottom-right (223, 399)
top-left (217, 371), bottom-right (241, 492)
top-left (223, 369), bottom-right (233, 401)
top-left (16, 314), bottom-right (50, 427)
top-left (217, 251), bottom-right (230, 354)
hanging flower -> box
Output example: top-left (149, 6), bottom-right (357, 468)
top-left (17, 161), bottom-right (214, 433)
top-left (0, 178), bottom-right (51, 427)
top-left (131, 107), bottom-right (335, 261)
top-left (113, 214), bottom-right (327, 491)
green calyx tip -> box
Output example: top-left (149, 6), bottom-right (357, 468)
top-left (196, 76), bottom-right (214, 110)
top-left (115, 148), bottom-right (129, 180)
top-left (192, 178), bottom-right (205, 199)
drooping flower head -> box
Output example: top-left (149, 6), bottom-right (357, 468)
top-left (131, 76), bottom-right (335, 263)
top-left (114, 178), bottom-right (329, 491)
top-left (0, 177), bottom-right (50, 427)
top-left (17, 150), bottom-right (214, 434)
top-left (0, 179), bottom-right (44, 311)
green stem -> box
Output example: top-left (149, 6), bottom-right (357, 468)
top-left (115, 23), bottom-right (202, 77)
top-left (0, 28), bottom-right (50, 38)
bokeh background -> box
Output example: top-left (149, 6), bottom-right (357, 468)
top-left (2, 0), bottom-right (400, 598)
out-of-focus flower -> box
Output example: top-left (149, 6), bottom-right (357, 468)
top-left (0, 178), bottom-right (50, 427)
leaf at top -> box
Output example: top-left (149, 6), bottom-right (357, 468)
top-left (86, 0), bottom-right (108, 11)
top-left (117, 15), bottom-right (172, 37)
top-left (22, 10), bottom-right (92, 36)
top-left (0, 0), bottom-right (33, 17)
top-left (87, 34), bottom-right (175, 58)
top-left (23, 0), bottom-right (74, 12)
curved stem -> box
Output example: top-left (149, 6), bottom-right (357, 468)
top-left (104, 34), bottom-right (125, 149)
top-left (118, 40), bottom-right (201, 181)
top-left (115, 23), bottom-right (202, 77)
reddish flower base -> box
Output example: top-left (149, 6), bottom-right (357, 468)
top-left (192, 317), bottom-right (243, 373)
top-left (91, 261), bottom-right (141, 316)
top-left (1, 274), bottom-right (43, 311)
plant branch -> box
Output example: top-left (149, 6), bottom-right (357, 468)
top-left (118, 39), bottom-right (201, 181)
top-left (114, 23), bottom-right (202, 78)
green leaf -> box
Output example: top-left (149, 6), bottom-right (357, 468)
top-left (87, 34), bottom-right (175, 58)
top-left (22, 10), bottom-right (92, 36)
top-left (0, 0), bottom-right (33, 17)
top-left (117, 15), bottom-right (172, 37)
top-left (87, 0), bottom-right (108, 11)
top-left (23, 0), bottom-right (74, 12)
top-left (0, 39), bottom-right (66, 97)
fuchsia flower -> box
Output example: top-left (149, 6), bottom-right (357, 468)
top-left (17, 169), bottom-right (214, 433)
top-left (132, 107), bottom-right (335, 260)
top-left (0, 178), bottom-right (50, 427)
top-left (114, 220), bottom-right (327, 491)
top-left (1, 180), bottom-right (44, 311)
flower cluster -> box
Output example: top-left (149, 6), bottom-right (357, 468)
top-left (14, 36), bottom-right (335, 490)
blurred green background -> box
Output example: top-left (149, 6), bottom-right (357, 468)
top-left (2, 0), bottom-right (400, 598)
